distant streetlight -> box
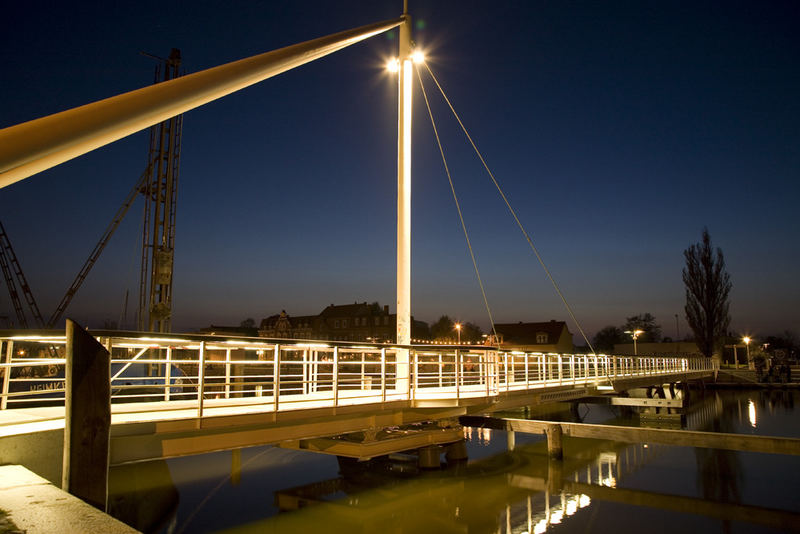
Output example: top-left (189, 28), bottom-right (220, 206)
top-left (624, 329), bottom-right (644, 356)
top-left (455, 323), bottom-right (462, 345)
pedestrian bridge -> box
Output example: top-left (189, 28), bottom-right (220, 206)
top-left (1, 330), bottom-right (715, 470)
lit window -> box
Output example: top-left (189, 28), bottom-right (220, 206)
top-left (536, 333), bottom-right (548, 343)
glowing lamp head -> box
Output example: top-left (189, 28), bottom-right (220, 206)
top-left (386, 58), bottom-right (400, 73)
top-left (743, 336), bottom-right (751, 344)
top-left (455, 323), bottom-right (462, 331)
top-left (411, 50), bottom-right (425, 64)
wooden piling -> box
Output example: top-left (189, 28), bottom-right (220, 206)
top-left (62, 319), bottom-right (111, 511)
top-left (545, 423), bottom-right (563, 460)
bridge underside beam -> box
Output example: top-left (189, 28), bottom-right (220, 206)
top-left (460, 416), bottom-right (800, 456)
top-left (583, 396), bottom-right (685, 408)
top-left (279, 426), bottom-right (463, 460)
top-left (109, 404), bottom-right (467, 466)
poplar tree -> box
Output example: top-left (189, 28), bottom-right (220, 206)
top-left (682, 229), bottom-right (732, 358)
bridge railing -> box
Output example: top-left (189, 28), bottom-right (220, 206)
top-left (0, 331), bottom-right (716, 413)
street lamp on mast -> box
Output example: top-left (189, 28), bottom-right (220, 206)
top-left (625, 329), bottom-right (644, 356)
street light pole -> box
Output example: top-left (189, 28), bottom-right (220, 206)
top-left (744, 336), bottom-right (752, 370)
top-left (625, 329), bottom-right (643, 356)
top-left (455, 323), bottom-right (462, 345)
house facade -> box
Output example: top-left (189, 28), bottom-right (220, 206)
top-left (258, 302), bottom-right (428, 343)
top-left (493, 320), bottom-right (574, 353)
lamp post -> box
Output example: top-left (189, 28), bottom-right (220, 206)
top-left (455, 323), bottom-right (462, 345)
top-left (625, 329), bottom-right (644, 356)
top-left (743, 336), bottom-right (752, 370)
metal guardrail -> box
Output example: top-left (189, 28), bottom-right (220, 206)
top-left (0, 331), bottom-right (716, 414)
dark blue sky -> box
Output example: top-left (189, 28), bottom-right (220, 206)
top-left (1, 1), bottom-right (798, 340)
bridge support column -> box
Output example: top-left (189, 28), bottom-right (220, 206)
top-left (445, 440), bottom-right (467, 463)
top-left (545, 423), bottom-right (563, 460)
top-left (547, 457), bottom-right (563, 494)
top-left (507, 430), bottom-right (516, 451)
top-left (418, 446), bottom-right (440, 469)
top-left (62, 319), bottom-right (111, 511)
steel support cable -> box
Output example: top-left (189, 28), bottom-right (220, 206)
top-left (414, 64), bottom-right (499, 342)
top-left (422, 62), bottom-right (596, 354)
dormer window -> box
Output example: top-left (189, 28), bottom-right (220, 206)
top-left (536, 332), bottom-right (548, 343)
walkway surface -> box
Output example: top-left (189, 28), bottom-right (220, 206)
top-left (0, 465), bottom-right (138, 533)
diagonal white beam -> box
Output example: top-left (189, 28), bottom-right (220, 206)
top-left (0, 17), bottom-right (404, 189)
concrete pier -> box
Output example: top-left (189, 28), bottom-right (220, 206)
top-left (0, 465), bottom-right (138, 533)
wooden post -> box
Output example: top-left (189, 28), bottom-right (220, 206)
top-left (62, 319), bottom-right (111, 511)
top-left (545, 423), bottom-right (563, 460)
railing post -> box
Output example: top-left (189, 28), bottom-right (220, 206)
top-left (224, 348), bottom-right (231, 399)
top-left (332, 346), bottom-right (339, 406)
top-left (165, 347), bottom-right (172, 401)
top-left (486, 353), bottom-right (491, 396)
top-left (569, 355), bottom-right (575, 385)
top-left (525, 352), bottom-right (529, 389)
top-left (412, 350), bottom-right (418, 400)
top-left (438, 352), bottom-right (443, 387)
top-left (197, 341), bottom-right (206, 419)
top-left (273, 344), bottom-right (281, 411)
top-left (505, 353), bottom-right (509, 392)
top-left (303, 349), bottom-right (309, 395)
top-left (542, 354), bottom-right (547, 383)
top-left (360, 350), bottom-right (366, 390)
top-left (558, 354), bottom-right (563, 385)
top-left (613, 355), bottom-right (618, 378)
top-left (1, 340), bottom-right (13, 410)
top-left (455, 350), bottom-right (460, 399)
top-left (381, 348), bottom-right (386, 402)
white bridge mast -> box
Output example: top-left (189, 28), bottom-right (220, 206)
top-left (395, 3), bottom-right (413, 391)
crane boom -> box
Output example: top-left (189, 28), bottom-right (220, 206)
top-left (0, 220), bottom-right (45, 327)
top-left (47, 170), bottom-right (147, 328)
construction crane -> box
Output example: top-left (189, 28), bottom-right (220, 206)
top-left (0, 50), bottom-right (184, 332)
top-left (138, 48), bottom-right (183, 333)
top-left (0, 220), bottom-right (46, 328)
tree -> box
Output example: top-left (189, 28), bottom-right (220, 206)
top-left (430, 315), bottom-right (454, 340)
top-left (240, 318), bottom-right (256, 329)
top-left (683, 228), bottom-right (732, 359)
top-left (429, 315), bottom-right (483, 342)
top-left (623, 313), bottom-right (662, 343)
top-left (460, 322), bottom-right (484, 343)
top-left (593, 325), bottom-right (625, 352)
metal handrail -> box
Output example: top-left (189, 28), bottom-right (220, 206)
top-left (0, 331), bottom-right (717, 413)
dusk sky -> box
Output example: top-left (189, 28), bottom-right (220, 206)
top-left (1, 1), bottom-right (798, 342)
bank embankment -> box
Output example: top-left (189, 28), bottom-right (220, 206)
top-left (0, 465), bottom-right (138, 533)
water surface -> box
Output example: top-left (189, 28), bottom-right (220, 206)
top-left (108, 388), bottom-right (800, 533)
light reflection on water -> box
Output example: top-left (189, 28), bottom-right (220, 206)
top-left (107, 389), bottom-right (800, 533)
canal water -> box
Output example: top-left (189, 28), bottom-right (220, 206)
top-left (108, 388), bottom-right (800, 533)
